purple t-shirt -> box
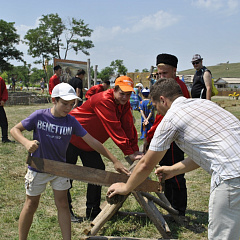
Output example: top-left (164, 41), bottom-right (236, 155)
top-left (22, 108), bottom-right (87, 164)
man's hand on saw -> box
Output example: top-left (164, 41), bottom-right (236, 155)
top-left (107, 182), bottom-right (129, 198)
top-left (155, 165), bottom-right (175, 181)
top-left (113, 161), bottom-right (130, 175)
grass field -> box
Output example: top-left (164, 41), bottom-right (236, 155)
top-left (0, 97), bottom-right (240, 240)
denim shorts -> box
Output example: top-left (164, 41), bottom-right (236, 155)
top-left (25, 169), bottom-right (71, 196)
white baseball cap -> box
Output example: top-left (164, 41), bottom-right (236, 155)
top-left (142, 88), bottom-right (150, 93)
top-left (136, 83), bottom-right (143, 88)
top-left (51, 83), bottom-right (80, 101)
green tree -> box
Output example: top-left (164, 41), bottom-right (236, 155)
top-left (0, 20), bottom-right (23, 72)
top-left (7, 64), bottom-right (31, 87)
top-left (24, 13), bottom-right (94, 76)
top-left (64, 17), bottom-right (94, 59)
top-left (110, 60), bottom-right (128, 75)
top-left (98, 67), bottom-right (114, 81)
top-left (29, 68), bottom-right (45, 86)
top-left (134, 69), bottom-right (140, 72)
top-left (142, 68), bottom-right (149, 72)
top-left (0, 72), bottom-right (9, 82)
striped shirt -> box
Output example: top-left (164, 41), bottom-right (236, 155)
top-left (149, 97), bottom-right (240, 192)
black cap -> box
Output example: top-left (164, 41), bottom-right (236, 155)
top-left (156, 53), bottom-right (178, 68)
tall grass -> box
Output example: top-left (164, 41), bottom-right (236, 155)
top-left (1, 97), bottom-right (239, 239)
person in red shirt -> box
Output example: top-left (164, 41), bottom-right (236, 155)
top-left (85, 80), bottom-right (110, 100)
top-left (48, 65), bottom-right (62, 95)
top-left (144, 53), bottom-right (190, 216)
top-left (66, 76), bottom-right (143, 221)
top-left (0, 77), bottom-right (14, 143)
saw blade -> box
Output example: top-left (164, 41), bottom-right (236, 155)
top-left (27, 155), bottom-right (159, 192)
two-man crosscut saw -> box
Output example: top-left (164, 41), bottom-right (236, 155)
top-left (27, 155), bottom-right (160, 192)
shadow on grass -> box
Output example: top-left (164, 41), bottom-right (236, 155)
top-left (184, 209), bottom-right (208, 233)
top-left (166, 209), bottom-right (208, 238)
top-left (98, 209), bottom-right (208, 239)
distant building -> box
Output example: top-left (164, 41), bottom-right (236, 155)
top-left (178, 75), bottom-right (240, 90)
top-left (215, 78), bottom-right (240, 89)
top-left (177, 75), bottom-right (194, 91)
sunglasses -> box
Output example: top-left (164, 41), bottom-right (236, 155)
top-left (192, 61), bottom-right (200, 65)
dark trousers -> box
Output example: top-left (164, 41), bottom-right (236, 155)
top-left (78, 101), bottom-right (83, 107)
top-left (66, 143), bottom-right (105, 213)
top-left (0, 106), bottom-right (9, 141)
top-left (160, 142), bottom-right (187, 216)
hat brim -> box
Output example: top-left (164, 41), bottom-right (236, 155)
top-left (119, 85), bottom-right (134, 92)
top-left (191, 58), bottom-right (203, 63)
top-left (59, 96), bottom-right (81, 101)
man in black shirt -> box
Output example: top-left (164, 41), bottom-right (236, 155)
top-left (69, 69), bottom-right (86, 108)
top-left (191, 54), bottom-right (212, 100)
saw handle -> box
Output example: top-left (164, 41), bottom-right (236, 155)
top-left (26, 141), bottom-right (40, 164)
top-left (158, 173), bottom-right (166, 192)
top-left (155, 165), bottom-right (165, 192)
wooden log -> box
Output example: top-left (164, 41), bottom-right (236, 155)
top-left (140, 192), bottom-right (178, 215)
top-left (89, 203), bottom-right (122, 235)
top-left (147, 200), bottom-right (171, 233)
top-left (155, 192), bottom-right (183, 225)
top-left (155, 192), bottom-right (172, 206)
top-left (86, 160), bottom-right (139, 236)
top-left (79, 236), bottom-right (177, 240)
top-left (87, 194), bottom-right (130, 236)
top-left (83, 203), bottom-right (113, 235)
top-left (91, 203), bottom-right (113, 226)
top-left (133, 191), bottom-right (172, 239)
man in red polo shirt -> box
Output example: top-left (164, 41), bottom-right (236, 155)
top-left (67, 76), bottom-right (143, 221)
top-left (85, 80), bottom-right (110, 100)
top-left (0, 77), bottom-right (14, 143)
top-left (48, 65), bottom-right (62, 95)
top-left (144, 53), bottom-right (190, 216)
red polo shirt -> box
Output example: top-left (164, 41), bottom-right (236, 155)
top-left (70, 89), bottom-right (139, 155)
top-left (0, 77), bottom-right (8, 102)
top-left (49, 74), bottom-right (60, 95)
top-left (85, 84), bottom-right (104, 99)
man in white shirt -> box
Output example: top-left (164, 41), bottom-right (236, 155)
top-left (108, 78), bottom-right (240, 240)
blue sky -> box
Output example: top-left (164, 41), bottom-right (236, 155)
top-left (1, 0), bottom-right (240, 72)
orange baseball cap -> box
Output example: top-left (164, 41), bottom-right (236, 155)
top-left (115, 76), bottom-right (134, 92)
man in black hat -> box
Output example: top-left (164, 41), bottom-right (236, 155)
top-left (191, 54), bottom-right (212, 100)
top-left (144, 53), bottom-right (190, 216)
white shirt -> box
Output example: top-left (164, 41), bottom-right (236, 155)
top-left (149, 97), bottom-right (240, 192)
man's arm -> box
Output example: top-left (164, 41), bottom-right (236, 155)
top-left (79, 80), bottom-right (83, 99)
top-left (73, 88), bottom-right (81, 108)
top-left (203, 71), bottom-right (212, 100)
top-left (48, 77), bottom-right (53, 95)
top-left (155, 157), bottom-right (200, 181)
top-left (81, 132), bottom-right (129, 175)
top-left (107, 149), bottom-right (167, 196)
top-left (10, 122), bottom-right (39, 153)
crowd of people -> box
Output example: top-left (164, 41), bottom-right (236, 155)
top-left (0, 52), bottom-right (238, 240)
